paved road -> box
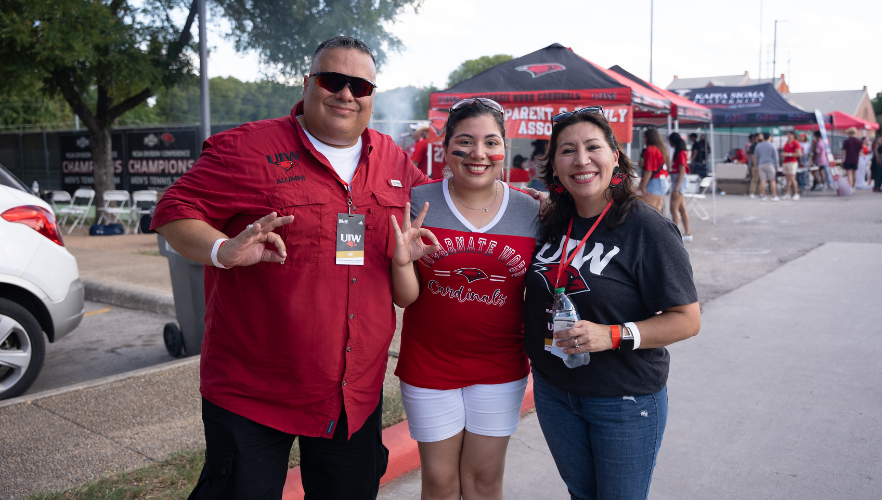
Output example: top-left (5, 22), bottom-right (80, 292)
top-left (25, 300), bottom-right (176, 395)
top-left (379, 242), bottom-right (882, 499)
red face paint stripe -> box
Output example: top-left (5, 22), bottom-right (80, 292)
top-left (488, 154), bottom-right (505, 162)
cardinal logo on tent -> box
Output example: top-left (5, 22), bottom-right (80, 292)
top-left (515, 63), bottom-right (566, 78)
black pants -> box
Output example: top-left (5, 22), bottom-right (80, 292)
top-left (872, 159), bottom-right (882, 190)
top-left (189, 397), bottom-right (388, 500)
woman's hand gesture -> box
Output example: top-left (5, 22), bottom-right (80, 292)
top-left (217, 212), bottom-right (295, 267)
top-left (391, 202), bottom-right (440, 268)
top-left (554, 320), bottom-right (614, 354)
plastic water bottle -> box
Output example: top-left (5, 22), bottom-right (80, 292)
top-left (31, 181), bottom-right (39, 195)
top-left (551, 287), bottom-right (590, 369)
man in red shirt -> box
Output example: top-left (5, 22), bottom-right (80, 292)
top-left (151, 36), bottom-right (428, 499)
top-left (781, 131), bottom-right (802, 200)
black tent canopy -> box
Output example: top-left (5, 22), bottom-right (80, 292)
top-left (681, 83), bottom-right (819, 126)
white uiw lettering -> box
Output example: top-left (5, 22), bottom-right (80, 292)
top-left (340, 234), bottom-right (361, 242)
top-left (571, 242), bottom-right (619, 275)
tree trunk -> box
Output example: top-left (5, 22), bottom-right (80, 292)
top-left (91, 126), bottom-right (115, 220)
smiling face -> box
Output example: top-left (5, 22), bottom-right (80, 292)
top-left (301, 47), bottom-right (376, 148)
top-left (552, 121), bottom-right (619, 215)
top-left (444, 114), bottom-right (505, 190)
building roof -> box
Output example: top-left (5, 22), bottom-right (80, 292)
top-left (666, 74), bottom-right (748, 91)
top-left (746, 77), bottom-right (783, 88)
top-left (784, 90), bottom-right (866, 116)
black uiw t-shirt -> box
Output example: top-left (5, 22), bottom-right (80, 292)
top-left (524, 201), bottom-right (698, 397)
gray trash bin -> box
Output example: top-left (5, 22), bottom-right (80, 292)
top-left (157, 235), bottom-right (205, 358)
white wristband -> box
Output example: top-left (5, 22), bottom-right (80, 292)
top-left (211, 238), bottom-right (229, 269)
top-left (624, 322), bottom-right (641, 350)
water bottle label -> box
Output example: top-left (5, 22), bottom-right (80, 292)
top-left (550, 318), bottom-right (575, 360)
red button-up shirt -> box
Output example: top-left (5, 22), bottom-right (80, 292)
top-left (151, 101), bottom-right (428, 438)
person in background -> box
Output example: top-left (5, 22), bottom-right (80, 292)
top-left (855, 137), bottom-right (872, 189)
top-left (748, 133), bottom-right (762, 198)
top-left (524, 108), bottom-right (700, 500)
top-left (781, 131), bottom-right (802, 200)
top-left (754, 133), bottom-right (780, 202)
top-left (508, 154), bottom-right (532, 188)
top-left (669, 133), bottom-right (692, 242)
top-left (798, 133), bottom-right (811, 191)
top-left (871, 129), bottom-right (882, 193)
top-left (637, 128), bottom-right (670, 211)
top-left (688, 133), bottom-right (707, 178)
top-left (811, 131), bottom-right (830, 191)
top-left (391, 98), bottom-right (540, 500)
top-left (528, 139), bottom-right (549, 191)
top-left (841, 127), bottom-right (863, 189)
top-left (407, 125), bottom-right (431, 175)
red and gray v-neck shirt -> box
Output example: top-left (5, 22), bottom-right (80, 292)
top-left (395, 179), bottom-right (540, 390)
top-left (151, 101), bottom-right (428, 439)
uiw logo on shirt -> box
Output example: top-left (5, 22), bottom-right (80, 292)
top-left (532, 239), bottom-right (619, 295)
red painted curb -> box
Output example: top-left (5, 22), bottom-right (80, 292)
top-left (281, 374), bottom-right (535, 499)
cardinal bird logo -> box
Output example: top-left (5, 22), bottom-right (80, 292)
top-left (533, 263), bottom-right (590, 295)
top-left (160, 133), bottom-right (176, 146)
top-left (454, 268), bottom-right (488, 283)
top-left (274, 160), bottom-right (299, 172)
top-left (515, 63), bottom-right (566, 78)
top-left (346, 240), bottom-right (358, 248)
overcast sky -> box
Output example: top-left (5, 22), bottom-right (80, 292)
top-left (208, 0), bottom-right (881, 96)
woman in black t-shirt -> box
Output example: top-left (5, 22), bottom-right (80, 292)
top-left (523, 108), bottom-right (701, 500)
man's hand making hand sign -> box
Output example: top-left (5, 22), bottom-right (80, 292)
top-left (390, 202), bottom-right (440, 308)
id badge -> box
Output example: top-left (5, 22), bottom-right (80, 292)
top-left (336, 213), bottom-right (365, 265)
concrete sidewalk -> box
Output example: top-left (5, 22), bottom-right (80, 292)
top-left (379, 242), bottom-right (882, 499)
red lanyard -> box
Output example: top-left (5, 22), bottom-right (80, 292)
top-left (555, 200), bottom-right (614, 289)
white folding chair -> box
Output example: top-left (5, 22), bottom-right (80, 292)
top-left (96, 190), bottom-right (131, 233)
top-left (49, 191), bottom-right (72, 214)
top-left (683, 176), bottom-right (712, 221)
top-left (57, 188), bottom-right (95, 234)
top-left (131, 190), bottom-right (158, 234)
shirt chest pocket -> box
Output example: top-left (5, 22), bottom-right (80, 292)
top-left (368, 190), bottom-right (408, 263)
top-left (269, 188), bottom-right (331, 263)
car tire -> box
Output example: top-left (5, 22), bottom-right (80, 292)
top-left (0, 297), bottom-right (46, 400)
top-left (163, 322), bottom-right (184, 358)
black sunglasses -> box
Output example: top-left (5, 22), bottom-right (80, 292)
top-left (449, 98), bottom-right (504, 116)
top-left (309, 72), bottom-right (377, 98)
top-left (551, 106), bottom-right (604, 123)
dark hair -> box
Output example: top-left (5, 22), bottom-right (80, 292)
top-left (688, 133), bottom-right (698, 140)
top-left (763, 132), bottom-right (771, 140)
top-left (813, 130), bottom-right (822, 139)
top-left (313, 36), bottom-right (376, 66)
top-left (538, 112), bottom-right (638, 242)
top-left (513, 154), bottom-right (526, 168)
top-left (643, 128), bottom-right (670, 168)
top-left (669, 132), bottom-right (686, 161)
top-left (442, 102), bottom-right (505, 149)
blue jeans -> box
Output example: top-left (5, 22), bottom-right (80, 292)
top-left (532, 372), bottom-right (668, 500)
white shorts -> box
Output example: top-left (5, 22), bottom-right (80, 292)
top-left (400, 377), bottom-right (529, 443)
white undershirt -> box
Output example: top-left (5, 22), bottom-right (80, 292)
top-left (301, 127), bottom-right (362, 184)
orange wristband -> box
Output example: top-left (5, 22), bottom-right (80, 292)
top-left (610, 324), bottom-right (621, 350)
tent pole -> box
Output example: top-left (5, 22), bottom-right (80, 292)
top-left (666, 114), bottom-right (672, 139)
top-left (674, 118), bottom-right (679, 133)
top-left (710, 122), bottom-right (716, 225)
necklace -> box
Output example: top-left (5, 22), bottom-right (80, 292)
top-left (451, 180), bottom-right (498, 212)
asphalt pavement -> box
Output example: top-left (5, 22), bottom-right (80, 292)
top-left (25, 300), bottom-right (175, 395)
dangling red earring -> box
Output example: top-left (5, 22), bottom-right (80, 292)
top-left (548, 176), bottom-right (567, 198)
top-left (610, 166), bottom-right (628, 188)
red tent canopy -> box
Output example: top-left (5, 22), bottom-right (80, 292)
top-left (608, 65), bottom-right (712, 125)
top-left (794, 110), bottom-right (879, 131)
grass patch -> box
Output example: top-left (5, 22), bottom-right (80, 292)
top-left (136, 250), bottom-right (162, 257)
top-left (31, 388), bottom-right (407, 499)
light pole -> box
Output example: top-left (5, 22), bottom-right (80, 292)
top-left (649, 0), bottom-right (654, 84)
top-left (198, 0), bottom-right (210, 142)
top-left (772, 19), bottom-right (789, 87)
top-left (758, 0), bottom-right (763, 80)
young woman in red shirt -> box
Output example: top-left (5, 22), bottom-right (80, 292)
top-left (668, 132), bottom-right (692, 242)
top-left (390, 98), bottom-right (541, 500)
top-left (637, 128), bottom-right (670, 211)
top-left (781, 130), bottom-right (802, 200)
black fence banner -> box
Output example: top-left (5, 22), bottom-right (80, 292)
top-left (126, 129), bottom-right (197, 191)
top-left (60, 132), bottom-right (126, 193)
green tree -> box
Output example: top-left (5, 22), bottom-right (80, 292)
top-left (0, 0), bottom-right (420, 207)
top-left (0, 84), bottom-right (75, 131)
top-left (446, 54), bottom-right (513, 88)
top-left (872, 89), bottom-right (882, 124)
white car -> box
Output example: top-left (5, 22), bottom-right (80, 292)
top-left (0, 164), bottom-right (84, 399)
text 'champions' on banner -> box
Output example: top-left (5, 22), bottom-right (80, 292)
top-left (60, 132), bottom-right (126, 193)
top-left (126, 130), bottom-right (197, 191)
